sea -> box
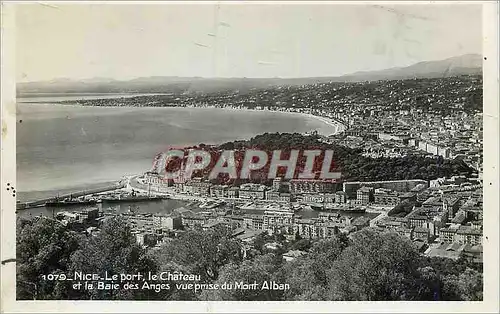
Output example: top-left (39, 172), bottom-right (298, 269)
top-left (16, 94), bottom-right (344, 219)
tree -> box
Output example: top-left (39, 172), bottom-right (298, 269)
top-left (252, 231), bottom-right (271, 253)
top-left (69, 217), bottom-right (159, 300)
top-left (275, 234), bottom-right (349, 301)
top-left (439, 269), bottom-right (483, 301)
top-left (307, 235), bottom-right (349, 287)
top-left (278, 257), bottom-right (326, 300)
top-left (16, 217), bottom-right (81, 300)
top-left (415, 266), bottom-right (441, 301)
top-left (458, 268), bottom-right (483, 301)
top-left (326, 228), bottom-right (424, 301)
top-left (290, 239), bottom-right (312, 251)
top-left (200, 254), bottom-right (284, 301)
top-left (155, 225), bottom-right (243, 283)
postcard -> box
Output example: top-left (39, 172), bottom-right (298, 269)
top-left (1, 1), bottom-right (498, 313)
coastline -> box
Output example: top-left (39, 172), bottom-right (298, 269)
top-left (17, 100), bottom-right (346, 197)
top-left (23, 100), bottom-right (347, 136)
top-left (212, 107), bottom-right (346, 135)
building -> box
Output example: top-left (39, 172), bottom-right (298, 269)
top-left (334, 191), bottom-right (348, 203)
top-left (239, 183), bottom-right (268, 199)
top-left (437, 146), bottom-right (451, 158)
top-left (153, 214), bottom-right (182, 230)
top-left (440, 226), bottom-right (458, 243)
top-left (227, 186), bottom-right (239, 198)
top-left (378, 132), bottom-right (404, 142)
top-left (439, 225), bottom-right (482, 245)
top-left (273, 177), bottom-right (283, 191)
top-left (242, 214), bottom-right (264, 230)
top-left (375, 216), bottom-right (409, 230)
top-left (79, 207), bottom-right (100, 222)
top-left (356, 186), bottom-right (374, 204)
top-left (266, 191), bottom-right (292, 202)
top-left (189, 178), bottom-right (211, 196)
top-left (263, 209), bottom-right (295, 233)
top-left (408, 138), bottom-right (418, 147)
top-left (289, 179), bottom-right (336, 194)
top-left (180, 211), bottom-right (209, 228)
top-left (210, 185), bottom-right (229, 198)
top-left (135, 232), bottom-right (157, 247)
top-left (412, 227), bottom-right (431, 242)
top-left (293, 218), bottom-right (340, 239)
top-left (407, 212), bottom-right (428, 229)
top-left (343, 179), bottom-right (428, 198)
top-left (300, 193), bottom-right (324, 203)
top-left (456, 226), bottom-right (482, 245)
top-left (324, 193), bottom-right (336, 203)
top-left (426, 142), bottom-right (439, 155)
top-left (173, 182), bottom-right (185, 193)
top-left (425, 242), bottom-right (466, 260)
top-left (374, 190), bottom-right (400, 206)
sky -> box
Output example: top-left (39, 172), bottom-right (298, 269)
top-left (15, 2), bottom-right (483, 82)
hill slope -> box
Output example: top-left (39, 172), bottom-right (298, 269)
top-left (17, 54), bottom-right (482, 95)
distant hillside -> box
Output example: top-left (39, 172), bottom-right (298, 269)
top-left (17, 54), bottom-right (482, 95)
top-left (341, 54), bottom-right (482, 82)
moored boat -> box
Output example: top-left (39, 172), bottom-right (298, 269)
top-left (45, 198), bottom-right (98, 207)
top-left (101, 193), bottom-right (162, 203)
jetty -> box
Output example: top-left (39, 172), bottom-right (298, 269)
top-left (16, 181), bottom-right (126, 210)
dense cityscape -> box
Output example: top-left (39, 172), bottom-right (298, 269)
top-left (17, 74), bottom-right (484, 301)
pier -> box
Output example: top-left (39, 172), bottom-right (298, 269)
top-left (17, 182), bottom-right (126, 210)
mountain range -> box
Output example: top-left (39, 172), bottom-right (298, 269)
top-left (17, 54), bottom-right (482, 96)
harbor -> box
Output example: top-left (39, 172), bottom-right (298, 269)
top-left (16, 174), bottom-right (381, 225)
top-left (16, 181), bottom-right (126, 210)
top-left (16, 179), bottom-right (165, 211)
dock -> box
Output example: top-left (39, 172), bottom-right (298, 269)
top-left (16, 182), bottom-right (126, 210)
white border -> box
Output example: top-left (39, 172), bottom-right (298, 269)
top-left (1, 1), bottom-right (499, 313)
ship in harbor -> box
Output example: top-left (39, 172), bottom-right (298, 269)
top-left (337, 207), bottom-right (366, 214)
top-left (100, 191), bottom-right (162, 203)
top-left (308, 202), bottom-right (326, 211)
top-left (101, 194), bottom-right (162, 203)
top-left (45, 196), bottom-right (100, 207)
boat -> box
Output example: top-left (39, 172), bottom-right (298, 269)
top-left (45, 197), bottom-right (98, 207)
top-left (338, 207), bottom-right (366, 214)
top-left (307, 202), bottom-right (325, 211)
top-left (300, 205), bottom-right (315, 211)
top-left (101, 194), bottom-right (162, 203)
top-left (328, 203), bottom-right (367, 213)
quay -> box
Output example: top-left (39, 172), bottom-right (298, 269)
top-left (16, 181), bottom-right (126, 210)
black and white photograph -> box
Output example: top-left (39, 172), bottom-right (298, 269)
top-left (1, 1), bottom-right (499, 312)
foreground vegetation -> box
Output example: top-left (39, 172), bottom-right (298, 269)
top-left (17, 216), bottom-right (482, 301)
